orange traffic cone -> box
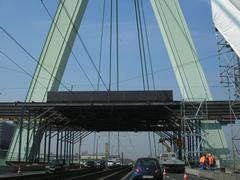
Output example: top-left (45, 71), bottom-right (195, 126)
top-left (183, 171), bottom-right (188, 180)
top-left (163, 168), bottom-right (167, 176)
top-left (17, 165), bottom-right (22, 175)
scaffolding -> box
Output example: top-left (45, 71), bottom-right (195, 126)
top-left (5, 107), bottom-right (91, 165)
top-left (181, 98), bottom-right (209, 165)
top-left (216, 29), bottom-right (240, 170)
top-left (155, 99), bottom-right (209, 165)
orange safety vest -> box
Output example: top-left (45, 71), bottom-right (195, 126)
top-left (208, 156), bottom-right (214, 165)
top-left (199, 156), bottom-right (206, 163)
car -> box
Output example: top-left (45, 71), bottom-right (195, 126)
top-left (115, 161), bottom-right (121, 167)
top-left (79, 160), bottom-right (85, 168)
top-left (84, 160), bottom-right (97, 168)
top-left (46, 159), bottom-right (68, 172)
top-left (96, 160), bottom-right (106, 168)
top-left (107, 160), bottom-right (115, 167)
top-left (130, 158), bottom-right (163, 180)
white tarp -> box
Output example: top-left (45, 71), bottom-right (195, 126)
top-left (230, 0), bottom-right (240, 11)
top-left (211, 0), bottom-right (240, 58)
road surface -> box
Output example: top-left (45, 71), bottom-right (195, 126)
top-left (164, 173), bottom-right (207, 180)
top-left (123, 172), bottom-right (207, 180)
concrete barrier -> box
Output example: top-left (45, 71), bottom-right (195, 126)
top-left (0, 165), bottom-right (45, 174)
top-left (0, 166), bottom-right (16, 173)
top-left (185, 167), bottom-right (240, 180)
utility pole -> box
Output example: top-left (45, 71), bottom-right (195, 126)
top-left (105, 142), bottom-right (109, 161)
top-left (93, 132), bottom-right (96, 158)
top-left (79, 136), bottom-right (82, 165)
top-left (121, 152), bottom-right (123, 166)
top-left (96, 136), bottom-right (99, 160)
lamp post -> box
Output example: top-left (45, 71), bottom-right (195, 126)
top-left (96, 136), bottom-right (100, 160)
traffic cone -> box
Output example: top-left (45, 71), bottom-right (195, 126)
top-left (183, 171), bottom-right (188, 180)
top-left (17, 165), bottom-right (22, 175)
top-left (163, 168), bottom-right (167, 176)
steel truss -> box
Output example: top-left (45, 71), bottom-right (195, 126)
top-left (6, 107), bottom-right (91, 165)
top-left (181, 99), bottom-right (209, 164)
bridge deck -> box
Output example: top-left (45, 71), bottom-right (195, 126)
top-left (0, 91), bottom-right (239, 131)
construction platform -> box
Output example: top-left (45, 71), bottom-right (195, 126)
top-left (0, 91), bottom-right (239, 131)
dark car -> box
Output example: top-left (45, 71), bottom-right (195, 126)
top-left (84, 160), bottom-right (97, 168)
top-left (46, 159), bottom-right (68, 172)
top-left (130, 158), bottom-right (163, 180)
top-left (96, 160), bottom-right (106, 168)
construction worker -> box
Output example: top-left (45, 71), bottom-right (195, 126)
top-left (208, 154), bottom-right (215, 169)
top-left (199, 155), bottom-right (206, 170)
top-left (205, 153), bottom-right (209, 169)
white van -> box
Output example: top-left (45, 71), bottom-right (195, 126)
top-left (107, 160), bottom-right (114, 167)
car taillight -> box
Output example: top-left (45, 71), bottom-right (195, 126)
top-left (135, 168), bottom-right (141, 174)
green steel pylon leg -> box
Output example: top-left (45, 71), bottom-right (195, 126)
top-left (150, 0), bottom-right (228, 161)
top-left (7, 0), bottom-right (88, 162)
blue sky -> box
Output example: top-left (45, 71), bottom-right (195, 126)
top-left (0, 0), bottom-right (230, 101)
top-left (0, 0), bottom-right (235, 159)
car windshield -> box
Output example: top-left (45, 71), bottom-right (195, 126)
top-left (87, 161), bottom-right (94, 164)
top-left (137, 159), bottom-right (158, 167)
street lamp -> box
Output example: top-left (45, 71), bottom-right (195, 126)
top-left (96, 135), bottom-right (100, 160)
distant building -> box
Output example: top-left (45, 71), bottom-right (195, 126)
top-left (78, 153), bottom-right (106, 161)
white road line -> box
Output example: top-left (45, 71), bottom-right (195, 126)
top-left (120, 170), bottom-right (132, 180)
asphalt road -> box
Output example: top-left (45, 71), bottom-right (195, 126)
top-left (123, 172), bottom-right (207, 180)
top-left (164, 173), bottom-right (207, 180)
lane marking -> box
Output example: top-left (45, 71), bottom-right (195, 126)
top-left (98, 168), bottom-right (129, 180)
top-left (120, 170), bottom-right (132, 180)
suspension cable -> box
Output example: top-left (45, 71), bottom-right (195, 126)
top-left (126, 132), bottom-right (138, 157)
top-left (116, 0), bottom-right (119, 91)
top-left (140, 0), bottom-right (156, 90)
top-left (40, 0), bottom-right (96, 91)
top-left (0, 49), bottom-right (47, 90)
top-left (97, 0), bottom-right (106, 90)
top-left (109, 0), bottom-right (113, 91)
top-left (116, 0), bottom-right (120, 159)
top-left (136, 0), bottom-right (150, 90)
top-left (134, 0), bottom-right (145, 90)
top-left (0, 26), bottom-right (71, 92)
top-left (46, 0), bottom-right (109, 92)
